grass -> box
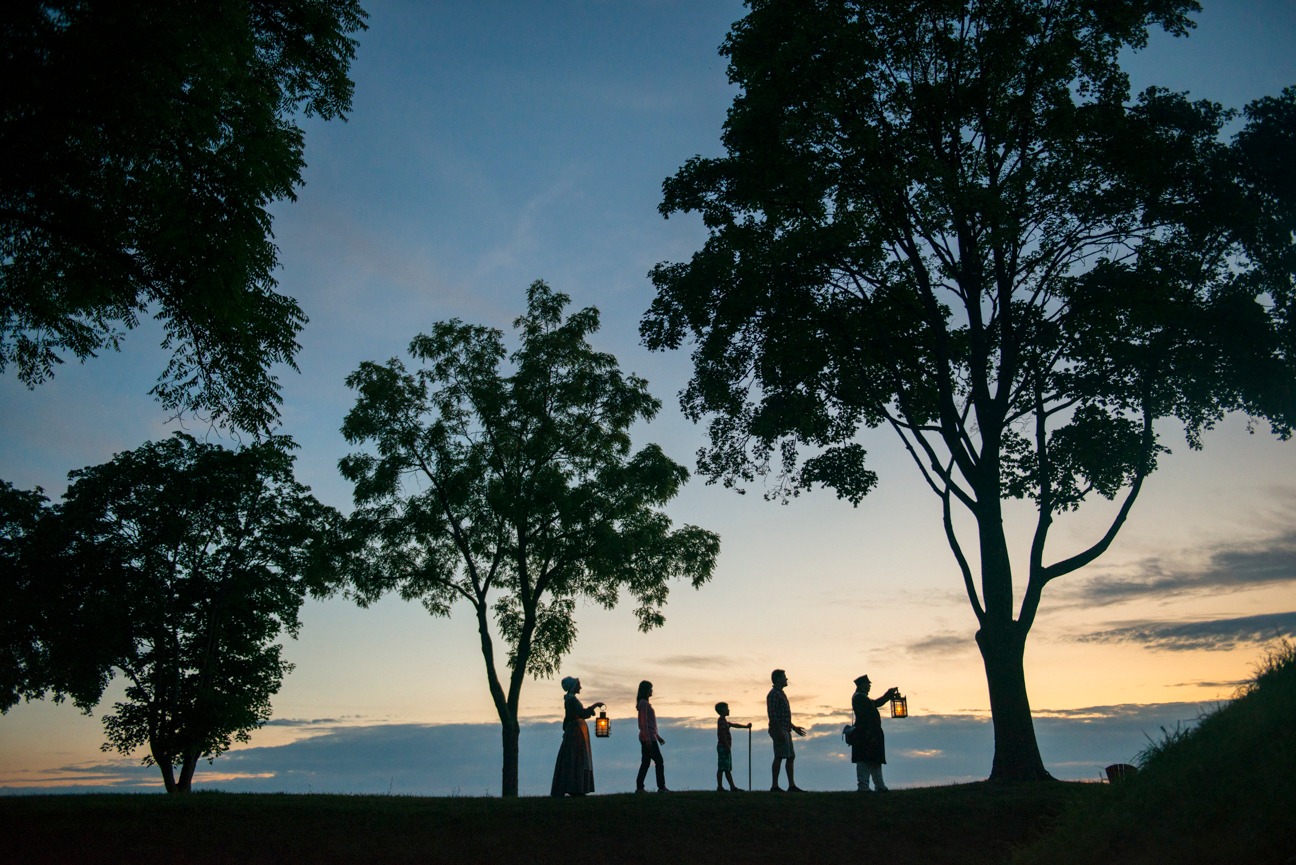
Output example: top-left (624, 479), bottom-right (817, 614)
top-left (5, 640), bottom-right (1292, 865)
top-left (1013, 639), bottom-right (1296, 864)
top-left (2, 782), bottom-right (1098, 865)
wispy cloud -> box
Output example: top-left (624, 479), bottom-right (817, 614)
top-left (902, 631), bottom-right (976, 657)
top-left (1166, 680), bottom-right (1248, 690)
top-left (1064, 525), bottom-right (1296, 605)
top-left (655, 655), bottom-right (740, 669)
top-left (1072, 611), bottom-right (1296, 652)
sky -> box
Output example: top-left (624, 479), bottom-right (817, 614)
top-left (2, 0), bottom-right (1295, 797)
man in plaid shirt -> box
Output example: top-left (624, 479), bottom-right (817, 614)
top-left (766, 668), bottom-right (807, 792)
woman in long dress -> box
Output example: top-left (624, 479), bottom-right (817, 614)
top-left (551, 676), bottom-right (604, 796)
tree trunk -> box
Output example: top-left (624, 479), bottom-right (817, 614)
top-left (152, 740), bottom-right (179, 793)
top-left (500, 714), bottom-right (521, 797)
top-left (975, 620), bottom-right (1053, 782)
top-left (176, 751), bottom-right (199, 793)
top-left (156, 759), bottom-right (178, 793)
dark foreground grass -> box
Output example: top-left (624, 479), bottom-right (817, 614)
top-left (1, 781), bottom-right (1099, 865)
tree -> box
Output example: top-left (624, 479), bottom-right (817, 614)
top-left (0, 0), bottom-right (367, 433)
top-left (341, 280), bottom-right (720, 797)
top-left (0, 481), bottom-right (62, 712)
top-left (1, 480), bottom-right (124, 715)
top-left (642, 0), bottom-right (1296, 781)
top-left (0, 433), bottom-right (345, 792)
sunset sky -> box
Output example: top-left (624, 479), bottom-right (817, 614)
top-left (2, 0), bottom-right (1294, 796)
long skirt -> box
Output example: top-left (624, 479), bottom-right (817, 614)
top-left (550, 720), bottom-right (595, 796)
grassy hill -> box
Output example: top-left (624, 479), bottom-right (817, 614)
top-left (0, 782), bottom-right (1098, 865)
top-left (1013, 640), bottom-right (1296, 864)
top-left (3, 642), bottom-right (1290, 865)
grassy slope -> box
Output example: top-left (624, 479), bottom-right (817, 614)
top-left (2, 782), bottom-right (1097, 865)
top-left (1015, 641), bottom-right (1296, 864)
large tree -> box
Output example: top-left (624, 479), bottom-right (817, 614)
top-left (0, 433), bottom-right (344, 792)
top-left (643, 0), bottom-right (1296, 781)
top-left (0, 0), bottom-right (367, 432)
top-left (341, 280), bottom-right (720, 797)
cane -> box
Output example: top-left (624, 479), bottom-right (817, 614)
top-left (747, 724), bottom-right (752, 791)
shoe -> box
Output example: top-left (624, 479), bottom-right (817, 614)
top-left (635, 788), bottom-right (646, 794)
top-left (716, 786), bottom-right (725, 792)
top-left (770, 785), bottom-right (784, 792)
top-left (876, 786), bottom-right (889, 792)
top-left (657, 787), bottom-right (671, 793)
top-left (729, 787), bottom-right (745, 792)
top-left (788, 786), bottom-right (807, 793)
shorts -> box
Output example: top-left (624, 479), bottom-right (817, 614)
top-left (717, 744), bottom-right (732, 772)
top-left (769, 730), bottom-right (794, 759)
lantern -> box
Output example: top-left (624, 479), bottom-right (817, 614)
top-left (595, 710), bottom-right (610, 738)
top-left (890, 693), bottom-right (908, 718)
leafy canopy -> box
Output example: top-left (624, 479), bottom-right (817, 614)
top-left (644, 0), bottom-right (1294, 558)
top-left (0, 0), bottom-right (368, 432)
top-left (1, 433), bottom-right (344, 791)
top-left (342, 280), bottom-right (719, 679)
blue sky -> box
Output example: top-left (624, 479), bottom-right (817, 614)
top-left (2, 0), bottom-right (1295, 795)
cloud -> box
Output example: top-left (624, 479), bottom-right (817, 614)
top-left (263, 717), bottom-right (345, 728)
top-left (655, 655), bottom-right (740, 670)
top-left (1, 702), bottom-right (1222, 796)
top-left (902, 631), bottom-right (976, 657)
top-left (1065, 526), bottom-right (1296, 605)
top-left (1072, 611), bottom-right (1296, 652)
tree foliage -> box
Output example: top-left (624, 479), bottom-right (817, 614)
top-left (643, 0), bottom-right (1295, 780)
top-left (341, 280), bottom-right (720, 796)
top-left (0, 0), bottom-right (368, 432)
top-left (0, 433), bottom-right (344, 793)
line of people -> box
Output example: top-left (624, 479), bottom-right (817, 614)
top-left (550, 669), bottom-right (899, 796)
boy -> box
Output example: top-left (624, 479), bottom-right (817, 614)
top-left (715, 702), bottom-right (751, 791)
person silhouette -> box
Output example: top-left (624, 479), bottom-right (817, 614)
top-left (851, 674), bottom-right (899, 792)
top-left (766, 669), bottom-right (807, 792)
top-left (715, 701), bottom-right (751, 791)
top-left (634, 680), bottom-right (669, 792)
top-left (550, 676), bottom-right (604, 797)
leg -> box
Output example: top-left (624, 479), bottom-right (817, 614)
top-left (786, 756), bottom-right (799, 790)
top-left (636, 740), bottom-right (651, 791)
top-left (771, 755), bottom-right (783, 789)
top-left (652, 742), bottom-right (667, 791)
top-left (855, 760), bottom-right (869, 791)
top-left (868, 762), bottom-right (887, 791)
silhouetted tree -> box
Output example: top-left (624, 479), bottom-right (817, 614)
top-left (341, 280), bottom-right (720, 797)
top-left (1, 481), bottom-right (125, 715)
top-left (0, 0), bottom-right (367, 433)
top-left (0, 482), bottom-right (62, 711)
top-left (0, 434), bottom-right (345, 792)
top-left (643, 0), bottom-right (1296, 781)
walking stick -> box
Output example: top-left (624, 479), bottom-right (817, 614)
top-left (747, 724), bottom-right (752, 791)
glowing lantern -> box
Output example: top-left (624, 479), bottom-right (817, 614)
top-left (890, 693), bottom-right (908, 718)
top-left (595, 710), bottom-right (610, 738)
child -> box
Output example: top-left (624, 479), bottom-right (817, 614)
top-left (715, 702), bottom-right (751, 791)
